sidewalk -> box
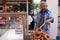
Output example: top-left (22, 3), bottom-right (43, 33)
top-left (0, 29), bottom-right (23, 40)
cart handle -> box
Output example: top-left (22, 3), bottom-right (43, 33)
top-left (40, 23), bottom-right (45, 29)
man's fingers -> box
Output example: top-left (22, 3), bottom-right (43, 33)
top-left (45, 20), bottom-right (50, 24)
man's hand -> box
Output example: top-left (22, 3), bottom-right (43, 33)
top-left (45, 19), bottom-right (52, 24)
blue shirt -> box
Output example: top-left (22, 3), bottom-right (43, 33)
top-left (35, 9), bottom-right (54, 34)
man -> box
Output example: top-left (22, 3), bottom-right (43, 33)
top-left (35, 1), bottom-right (54, 34)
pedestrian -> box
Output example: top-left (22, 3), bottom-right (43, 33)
top-left (35, 1), bottom-right (54, 35)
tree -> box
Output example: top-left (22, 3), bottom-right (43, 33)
top-left (28, 3), bottom-right (36, 13)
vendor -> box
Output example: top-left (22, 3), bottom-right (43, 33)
top-left (35, 1), bottom-right (54, 34)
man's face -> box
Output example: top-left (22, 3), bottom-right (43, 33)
top-left (41, 3), bottom-right (47, 10)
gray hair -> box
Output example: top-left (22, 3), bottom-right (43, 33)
top-left (40, 1), bottom-right (47, 6)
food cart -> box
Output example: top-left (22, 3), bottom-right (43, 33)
top-left (0, 0), bottom-right (32, 40)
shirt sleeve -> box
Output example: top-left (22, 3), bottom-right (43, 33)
top-left (48, 11), bottom-right (54, 23)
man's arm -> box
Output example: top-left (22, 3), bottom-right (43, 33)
top-left (45, 11), bottom-right (54, 24)
top-left (45, 19), bottom-right (53, 24)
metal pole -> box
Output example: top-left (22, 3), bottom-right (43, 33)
top-left (26, 0), bottom-right (28, 29)
top-left (27, 0), bottom-right (28, 15)
top-left (26, 0), bottom-right (28, 40)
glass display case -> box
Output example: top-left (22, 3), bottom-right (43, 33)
top-left (0, 0), bottom-right (31, 40)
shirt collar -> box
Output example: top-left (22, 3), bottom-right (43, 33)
top-left (40, 9), bottom-right (49, 13)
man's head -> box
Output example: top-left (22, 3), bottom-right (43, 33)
top-left (40, 1), bottom-right (48, 11)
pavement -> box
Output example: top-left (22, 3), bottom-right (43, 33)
top-left (0, 29), bottom-right (23, 40)
top-left (0, 20), bottom-right (24, 40)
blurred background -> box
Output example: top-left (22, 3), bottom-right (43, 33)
top-left (0, 0), bottom-right (59, 40)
